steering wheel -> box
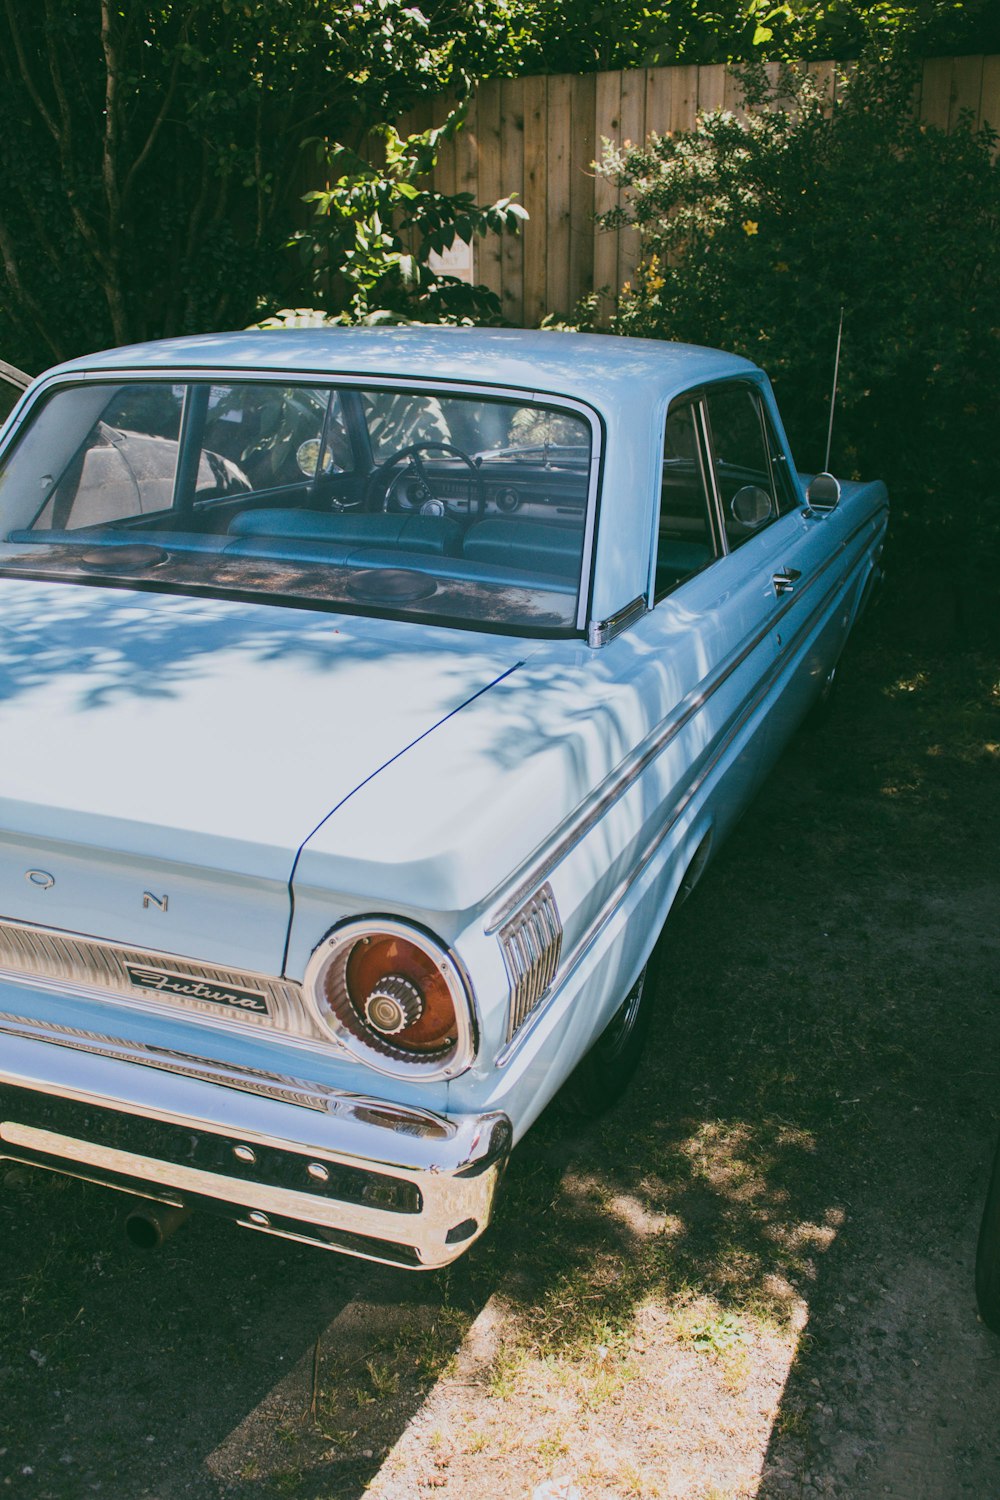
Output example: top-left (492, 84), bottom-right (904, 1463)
top-left (365, 441), bottom-right (484, 519)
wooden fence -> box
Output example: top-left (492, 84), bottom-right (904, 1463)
top-left (396, 54), bottom-right (1000, 327)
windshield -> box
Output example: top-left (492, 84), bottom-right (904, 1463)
top-left (0, 379), bottom-right (596, 633)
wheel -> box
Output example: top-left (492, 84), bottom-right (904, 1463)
top-left (804, 661), bottom-right (839, 730)
top-left (564, 962), bottom-right (656, 1118)
top-left (976, 1131), bottom-right (1000, 1332)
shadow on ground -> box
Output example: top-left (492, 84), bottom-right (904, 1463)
top-left (3, 570), bottom-right (1000, 1497)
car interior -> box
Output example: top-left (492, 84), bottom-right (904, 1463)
top-left (4, 381), bottom-right (593, 607)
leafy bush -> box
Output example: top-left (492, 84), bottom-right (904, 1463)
top-left (502, 0), bottom-right (1000, 74)
top-left (0, 1), bottom-right (510, 376)
top-left (284, 107), bottom-right (527, 325)
top-left (600, 54), bottom-right (1000, 565)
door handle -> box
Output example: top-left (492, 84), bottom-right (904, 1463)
top-left (772, 567), bottom-right (802, 597)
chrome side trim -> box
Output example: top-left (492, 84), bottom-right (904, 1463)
top-left (486, 504), bottom-right (886, 935)
top-left (494, 538), bottom-right (878, 1067)
top-left (0, 1012), bottom-right (452, 1136)
top-left (587, 594), bottom-right (647, 648)
top-left (0, 917), bottom-right (318, 1039)
top-left (498, 882), bottom-right (563, 1043)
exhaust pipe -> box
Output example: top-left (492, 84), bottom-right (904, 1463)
top-left (124, 1199), bottom-right (192, 1249)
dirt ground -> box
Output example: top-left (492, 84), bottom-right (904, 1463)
top-left (2, 568), bottom-right (999, 1500)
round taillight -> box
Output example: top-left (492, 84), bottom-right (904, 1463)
top-left (304, 919), bottom-right (476, 1079)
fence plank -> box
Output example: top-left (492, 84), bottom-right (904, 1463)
top-left (832, 60), bottom-right (856, 106)
top-left (920, 56), bottom-right (953, 128)
top-left (474, 81), bottom-right (504, 301)
top-left (697, 64), bottom-right (727, 115)
top-left (806, 59), bottom-right (836, 110)
top-left (950, 54), bottom-right (984, 127)
top-left (981, 53), bottom-right (1000, 135)
top-left (546, 73), bottom-right (574, 318)
top-left (499, 78), bottom-right (526, 324)
top-left (521, 75), bottom-right (548, 325)
top-left (723, 65), bottom-right (749, 120)
top-left (454, 94), bottom-right (479, 286)
top-left (644, 64), bottom-right (673, 138)
top-left (431, 99), bottom-right (459, 201)
top-left (616, 68), bottom-right (647, 294)
top-left (568, 71), bottom-right (597, 318)
top-left (593, 71), bottom-right (622, 321)
top-left (670, 64), bottom-right (699, 133)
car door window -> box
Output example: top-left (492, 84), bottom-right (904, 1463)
top-left (655, 400), bottom-right (719, 598)
top-left (30, 382), bottom-right (184, 531)
top-left (705, 385), bottom-right (780, 550)
top-left (194, 384), bottom-right (353, 501)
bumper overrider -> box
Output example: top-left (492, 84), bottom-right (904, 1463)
top-left (0, 1013), bottom-right (512, 1269)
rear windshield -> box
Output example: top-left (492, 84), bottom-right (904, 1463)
top-left (0, 379), bottom-right (596, 632)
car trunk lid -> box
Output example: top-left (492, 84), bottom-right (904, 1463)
top-left (0, 578), bottom-right (520, 974)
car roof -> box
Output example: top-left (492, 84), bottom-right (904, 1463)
top-left (46, 327), bottom-right (758, 414)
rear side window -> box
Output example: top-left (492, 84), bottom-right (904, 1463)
top-left (30, 383), bottom-right (184, 531)
top-left (704, 385), bottom-right (779, 551)
top-left (655, 401), bottom-right (718, 598)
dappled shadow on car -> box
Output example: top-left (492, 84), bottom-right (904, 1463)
top-left (5, 582), bottom-right (1000, 1498)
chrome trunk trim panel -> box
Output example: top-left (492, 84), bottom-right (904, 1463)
top-left (0, 917), bottom-right (320, 1040)
top-left (0, 1011), bottom-right (466, 1138)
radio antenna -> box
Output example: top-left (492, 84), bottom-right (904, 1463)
top-left (824, 305), bottom-right (844, 473)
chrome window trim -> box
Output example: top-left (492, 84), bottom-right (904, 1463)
top-left (486, 504), bottom-right (886, 937)
top-left (649, 392), bottom-right (724, 606)
top-left (587, 594), bottom-right (647, 648)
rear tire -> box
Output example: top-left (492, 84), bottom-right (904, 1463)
top-left (564, 962), bottom-right (657, 1118)
top-left (804, 662), bottom-right (839, 730)
top-left (976, 1132), bottom-right (1000, 1333)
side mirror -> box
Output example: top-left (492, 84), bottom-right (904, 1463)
top-left (806, 472), bottom-right (841, 511)
top-left (730, 484), bottom-right (774, 528)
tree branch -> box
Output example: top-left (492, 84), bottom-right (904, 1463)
top-left (11, 178), bottom-right (64, 272)
top-left (98, 0), bottom-right (127, 341)
top-left (41, 0), bottom-right (74, 150)
top-left (0, 214), bottom-right (66, 360)
top-left (3, 0), bottom-right (59, 140)
top-left (123, 21), bottom-right (188, 205)
top-left (99, 0), bottom-right (121, 226)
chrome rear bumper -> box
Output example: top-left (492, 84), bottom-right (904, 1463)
top-left (0, 1013), bottom-right (511, 1269)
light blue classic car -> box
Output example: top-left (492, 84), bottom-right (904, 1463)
top-left (0, 329), bottom-right (887, 1267)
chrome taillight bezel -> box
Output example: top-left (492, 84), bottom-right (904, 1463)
top-left (302, 917), bottom-right (478, 1081)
